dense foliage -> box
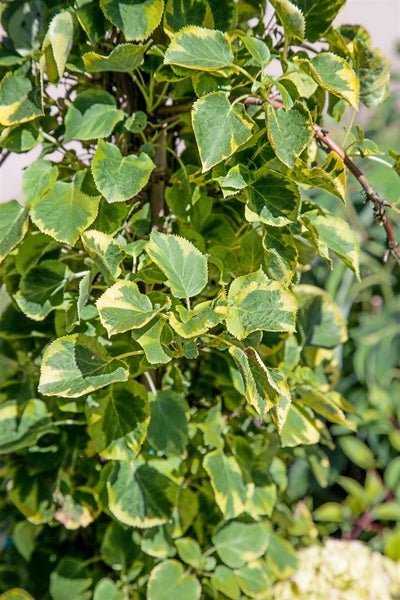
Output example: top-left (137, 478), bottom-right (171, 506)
top-left (0, 0), bottom-right (398, 598)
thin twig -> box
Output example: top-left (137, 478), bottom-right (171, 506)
top-left (246, 96), bottom-right (400, 264)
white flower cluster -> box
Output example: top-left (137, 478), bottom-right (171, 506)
top-left (272, 539), bottom-right (400, 600)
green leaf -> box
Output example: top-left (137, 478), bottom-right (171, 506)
top-left (147, 390), bottom-right (189, 455)
top-left (38, 334), bottom-right (129, 398)
top-left (280, 403), bottom-right (320, 447)
top-left (299, 389), bottom-right (356, 431)
top-left (23, 158), bottom-right (58, 205)
top-left (43, 11), bottom-right (74, 78)
top-left (296, 284), bottom-right (347, 348)
top-left (353, 39), bottom-right (391, 108)
top-left (212, 521), bottom-right (270, 568)
top-left (240, 34), bottom-right (271, 68)
top-left (64, 90), bottom-right (124, 142)
top-left (229, 346), bottom-right (291, 430)
top-left (266, 103), bottom-right (314, 167)
top-left (225, 270), bottom-right (297, 340)
top-left (96, 280), bottom-right (157, 335)
top-left (93, 579), bottom-right (125, 600)
top-left (192, 92), bottom-right (254, 172)
top-left (100, 0), bottom-right (164, 41)
top-left (86, 381), bottom-right (150, 460)
top-left (234, 561), bottom-right (273, 597)
top-left (146, 231), bottom-right (208, 299)
top-left (245, 484), bottom-right (277, 519)
top-left (175, 538), bottom-right (203, 568)
top-left (203, 450), bottom-right (247, 519)
top-left (30, 180), bottom-right (100, 245)
top-left (0, 200), bottom-right (29, 263)
top-left (163, 0), bottom-right (215, 37)
top-left (307, 52), bottom-right (359, 108)
top-left (107, 462), bottom-right (178, 528)
top-left (266, 532), bottom-right (298, 579)
top-left (293, 152), bottom-right (346, 202)
top-left (83, 42), bottom-right (151, 73)
top-left (14, 260), bottom-right (71, 320)
top-left (169, 301), bottom-right (220, 338)
top-left (132, 318), bottom-right (173, 365)
top-left (263, 226), bottom-right (298, 286)
top-left (211, 565), bottom-right (241, 599)
top-left (270, 0), bottom-right (305, 40)
top-left (147, 560), bottom-right (201, 600)
top-left (13, 521), bottom-right (41, 562)
top-left (81, 230), bottom-right (124, 284)
top-left (164, 26), bottom-right (233, 71)
top-left (0, 74), bottom-right (42, 126)
top-left (49, 557), bottom-right (92, 600)
top-left (245, 170), bottom-right (301, 227)
top-left (92, 140), bottom-right (155, 203)
top-left (339, 436), bottom-right (376, 469)
top-left (292, 0), bottom-right (346, 42)
top-left (303, 212), bottom-right (360, 276)
top-left (0, 590), bottom-right (36, 600)
top-left (0, 399), bottom-right (56, 454)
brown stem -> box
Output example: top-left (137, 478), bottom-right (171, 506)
top-left (260, 96), bottom-right (400, 264)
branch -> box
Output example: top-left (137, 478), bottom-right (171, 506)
top-left (247, 96), bottom-right (400, 264)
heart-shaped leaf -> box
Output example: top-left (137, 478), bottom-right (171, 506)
top-left (92, 140), bottom-right (155, 203)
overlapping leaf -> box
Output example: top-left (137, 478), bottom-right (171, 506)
top-left (229, 346), bottom-right (291, 430)
top-left (86, 381), bottom-right (150, 460)
top-left (147, 391), bottom-right (189, 455)
top-left (266, 103), bottom-right (314, 167)
top-left (81, 229), bottom-right (125, 284)
top-left (212, 521), bottom-right (270, 568)
top-left (245, 170), bottom-right (301, 227)
top-left (302, 211), bottom-right (360, 276)
top-left (292, 0), bottom-right (346, 42)
top-left (43, 11), bottom-right (74, 79)
top-left (147, 560), bottom-right (201, 600)
top-left (164, 26), bottom-right (233, 71)
top-left (0, 399), bottom-right (57, 454)
top-left (30, 180), bottom-right (100, 245)
top-left (353, 39), bottom-right (391, 107)
top-left (293, 153), bottom-right (346, 202)
top-left (263, 226), bottom-right (299, 286)
top-left (225, 270), bottom-right (297, 339)
top-left (83, 42), bottom-right (151, 73)
top-left (0, 200), bottom-right (29, 263)
top-left (146, 231), bottom-right (208, 298)
top-left (38, 334), bottom-right (129, 398)
top-left (107, 462), bottom-right (178, 528)
top-left (192, 92), bottom-right (254, 171)
top-left (270, 0), bottom-right (305, 40)
top-left (100, 0), bottom-right (164, 41)
top-left (0, 74), bottom-right (42, 126)
top-left (307, 52), bottom-right (359, 108)
top-left (132, 318), bottom-right (173, 365)
top-left (203, 450), bottom-right (247, 519)
top-left (163, 0), bottom-right (215, 36)
top-left (92, 140), bottom-right (155, 203)
top-left (96, 280), bottom-right (158, 336)
top-left (64, 90), bottom-right (124, 142)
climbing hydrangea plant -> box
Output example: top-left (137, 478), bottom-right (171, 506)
top-left (0, 0), bottom-right (398, 597)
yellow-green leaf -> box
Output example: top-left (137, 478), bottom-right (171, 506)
top-left (203, 450), bottom-right (247, 519)
top-left (193, 92), bottom-right (254, 172)
top-left (83, 42), bottom-right (151, 73)
top-left (308, 52), bottom-right (359, 109)
top-left (100, 0), bottom-right (164, 41)
top-left (0, 200), bottom-right (29, 263)
top-left (164, 26), bottom-right (233, 71)
top-left (0, 74), bottom-right (42, 126)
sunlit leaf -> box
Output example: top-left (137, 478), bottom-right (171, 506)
top-left (38, 334), bottom-right (129, 398)
top-left (203, 450), bottom-right (247, 519)
top-left (146, 231), bottom-right (208, 298)
top-left (307, 52), bottom-right (359, 108)
top-left (192, 92), bottom-right (254, 172)
top-left (0, 73), bottom-right (42, 126)
top-left (83, 42), bottom-right (151, 73)
top-left (266, 103), bottom-right (314, 167)
top-left (0, 200), bottom-right (29, 263)
top-left (270, 0), bottom-right (305, 40)
top-left (212, 521), bottom-right (270, 568)
top-left (100, 0), bottom-right (164, 41)
top-left (164, 26), bottom-right (233, 71)
top-left (245, 170), bottom-right (301, 227)
top-left (92, 140), bottom-right (155, 203)
top-left (147, 560), bottom-right (201, 600)
top-left (64, 90), bottom-right (124, 142)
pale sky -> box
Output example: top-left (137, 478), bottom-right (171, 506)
top-left (1, 0), bottom-right (399, 203)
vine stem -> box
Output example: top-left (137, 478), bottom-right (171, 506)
top-left (245, 96), bottom-right (400, 264)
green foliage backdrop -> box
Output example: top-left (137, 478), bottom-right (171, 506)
top-left (0, 0), bottom-right (399, 598)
